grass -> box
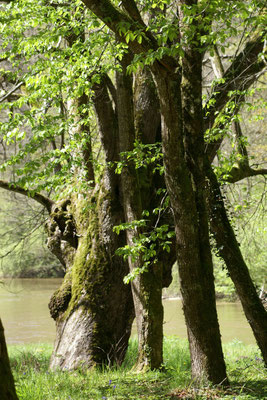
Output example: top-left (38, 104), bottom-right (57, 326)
top-left (8, 337), bottom-right (267, 400)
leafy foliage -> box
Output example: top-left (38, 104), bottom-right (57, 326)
top-left (0, 0), bottom-right (266, 290)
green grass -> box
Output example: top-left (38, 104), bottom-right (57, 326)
top-left (8, 338), bottom-right (267, 400)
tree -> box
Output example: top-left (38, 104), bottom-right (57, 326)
top-left (0, 0), bottom-right (266, 384)
top-left (207, 166), bottom-right (267, 367)
top-left (79, 0), bottom-right (266, 383)
top-left (0, 318), bottom-right (18, 400)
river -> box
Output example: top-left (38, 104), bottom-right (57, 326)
top-left (0, 279), bottom-right (255, 345)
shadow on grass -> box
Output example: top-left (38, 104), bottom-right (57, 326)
top-left (167, 379), bottom-right (267, 400)
top-left (229, 379), bottom-right (267, 399)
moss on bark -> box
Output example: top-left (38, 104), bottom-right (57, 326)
top-left (49, 273), bottom-right (72, 320)
top-left (50, 186), bottom-right (134, 369)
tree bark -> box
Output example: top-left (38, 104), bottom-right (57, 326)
top-left (116, 56), bottom-right (165, 370)
top-left (207, 165), bottom-right (267, 366)
top-left (152, 62), bottom-right (228, 384)
top-left (0, 319), bottom-right (18, 400)
top-left (177, 6), bottom-right (228, 383)
top-left (49, 80), bottom-right (134, 370)
top-left (80, 0), bottom-right (228, 382)
top-left (49, 180), bottom-right (134, 370)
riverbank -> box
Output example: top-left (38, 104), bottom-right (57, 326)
top-left (8, 338), bottom-right (266, 399)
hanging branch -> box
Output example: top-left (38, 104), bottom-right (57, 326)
top-left (224, 165), bottom-right (267, 183)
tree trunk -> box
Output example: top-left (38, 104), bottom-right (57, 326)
top-left (49, 184), bottom-right (134, 370)
top-left (153, 62), bottom-right (228, 384)
top-left (207, 165), bottom-right (267, 366)
top-left (116, 56), bottom-right (165, 370)
top-left (49, 81), bottom-right (134, 370)
top-left (0, 319), bottom-right (18, 400)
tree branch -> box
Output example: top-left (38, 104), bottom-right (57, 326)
top-left (92, 77), bottom-right (119, 164)
top-left (80, 0), bottom-right (177, 72)
top-left (209, 47), bottom-right (250, 168)
top-left (0, 82), bottom-right (23, 103)
top-left (205, 30), bottom-right (266, 160)
top-left (223, 166), bottom-right (267, 183)
top-left (102, 73), bottom-right (117, 108)
top-left (120, 0), bottom-right (145, 25)
top-left (232, 120), bottom-right (249, 168)
top-left (81, 0), bottom-right (155, 51)
top-left (0, 180), bottom-right (54, 213)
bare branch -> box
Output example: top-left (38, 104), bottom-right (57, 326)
top-left (0, 180), bottom-right (54, 213)
top-left (210, 45), bottom-right (224, 79)
top-left (0, 81), bottom-right (23, 103)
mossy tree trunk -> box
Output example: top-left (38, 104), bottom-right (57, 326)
top-left (49, 188), bottom-right (134, 370)
top-left (0, 319), bottom-right (18, 400)
top-left (49, 79), bottom-right (134, 370)
top-left (78, 0), bottom-right (228, 381)
top-left (48, 61), bottom-right (175, 370)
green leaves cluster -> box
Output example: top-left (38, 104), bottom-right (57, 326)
top-left (115, 140), bottom-right (163, 175)
top-left (114, 191), bottom-right (175, 284)
top-left (116, 221), bottom-right (175, 284)
top-left (0, 0), bottom-right (117, 197)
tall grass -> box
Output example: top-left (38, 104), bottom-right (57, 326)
top-left (8, 338), bottom-right (266, 400)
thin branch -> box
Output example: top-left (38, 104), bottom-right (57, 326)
top-left (210, 45), bottom-right (224, 79)
top-left (0, 180), bottom-right (54, 213)
top-left (0, 81), bottom-right (23, 103)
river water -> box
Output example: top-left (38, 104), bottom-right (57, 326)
top-left (0, 279), bottom-right (255, 345)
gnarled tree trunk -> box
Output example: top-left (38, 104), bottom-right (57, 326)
top-left (48, 183), bottom-right (134, 370)
top-left (48, 81), bottom-right (135, 369)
